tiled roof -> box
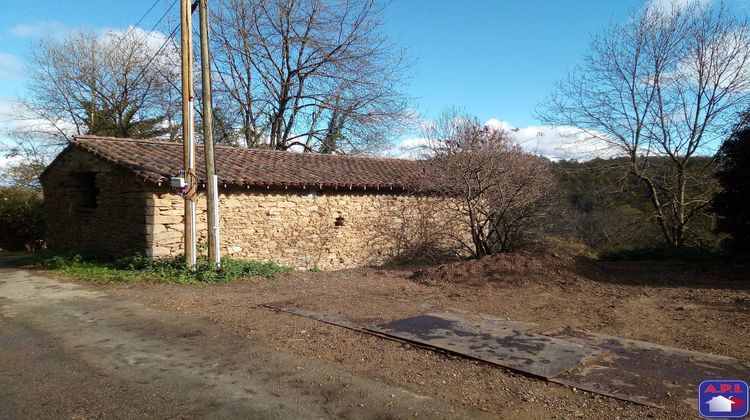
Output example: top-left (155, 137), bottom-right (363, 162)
top-left (66, 135), bottom-right (427, 191)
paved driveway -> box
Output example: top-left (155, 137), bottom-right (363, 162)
top-left (0, 259), bottom-right (485, 419)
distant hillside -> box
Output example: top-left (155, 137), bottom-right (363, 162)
top-left (550, 156), bottom-right (719, 254)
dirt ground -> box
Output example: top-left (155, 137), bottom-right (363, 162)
top-left (94, 251), bottom-right (750, 419)
top-left (1, 260), bottom-right (488, 419)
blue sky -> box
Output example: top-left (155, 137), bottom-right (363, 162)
top-left (381, 0), bottom-right (639, 127)
top-left (0, 0), bottom-right (646, 124)
top-left (1, 0), bottom-right (748, 159)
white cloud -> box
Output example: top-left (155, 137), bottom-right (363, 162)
top-left (0, 97), bottom-right (78, 139)
top-left (0, 154), bottom-right (22, 170)
top-left (8, 20), bottom-right (69, 38)
top-left (98, 26), bottom-right (172, 52)
top-left (0, 53), bottom-right (21, 80)
top-left (97, 26), bottom-right (180, 72)
top-left (383, 137), bottom-right (429, 159)
top-left (484, 118), bottom-right (515, 131)
top-left (0, 24), bottom-right (178, 134)
top-left (7, 21), bottom-right (172, 55)
top-left (506, 123), bottom-right (620, 162)
top-left (0, 98), bottom-right (20, 128)
top-left (483, 118), bottom-right (619, 161)
top-left (386, 118), bottom-right (620, 161)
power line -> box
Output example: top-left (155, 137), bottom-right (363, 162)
top-left (132, 0), bottom-right (165, 30)
top-left (144, 0), bottom-right (178, 37)
top-left (129, 23), bottom-right (180, 90)
top-left (129, 1), bottom-right (198, 92)
top-left (119, 0), bottom-right (178, 67)
top-left (107, 0), bottom-right (168, 56)
top-left (97, 0), bottom-right (176, 94)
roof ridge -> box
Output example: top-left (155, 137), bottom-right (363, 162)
top-left (73, 135), bottom-right (177, 146)
top-left (72, 135), bottom-right (415, 163)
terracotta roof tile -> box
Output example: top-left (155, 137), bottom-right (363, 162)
top-left (69, 135), bottom-right (427, 191)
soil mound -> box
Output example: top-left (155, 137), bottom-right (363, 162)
top-left (409, 250), bottom-right (600, 288)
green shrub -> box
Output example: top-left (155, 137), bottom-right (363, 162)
top-left (714, 127), bottom-right (750, 255)
top-left (0, 187), bottom-right (45, 251)
top-left (23, 252), bottom-right (292, 283)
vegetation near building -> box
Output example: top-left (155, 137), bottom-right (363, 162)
top-left (34, 131), bottom-right (730, 266)
top-left (0, 187), bottom-right (44, 251)
top-left (211, 0), bottom-right (410, 152)
top-left (714, 126), bottom-right (750, 255)
top-left (542, 1), bottom-right (750, 247)
top-left (424, 114), bottom-right (555, 258)
top-left (556, 156), bottom-right (720, 253)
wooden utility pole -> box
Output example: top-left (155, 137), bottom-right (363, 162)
top-left (181, 0), bottom-right (197, 270)
top-left (199, 0), bottom-right (221, 267)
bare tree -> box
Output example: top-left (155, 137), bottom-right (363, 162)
top-left (13, 28), bottom-right (179, 145)
top-left (211, 0), bottom-right (410, 153)
top-left (2, 28), bottom-right (181, 186)
top-left (0, 130), bottom-right (50, 191)
top-left (426, 112), bottom-right (555, 258)
top-left (541, 1), bottom-right (750, 247)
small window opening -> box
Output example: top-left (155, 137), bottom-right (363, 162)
top-left (75, 172), bottom-right (99, 210)
top-left (334, 216), bottom-right (345, 227)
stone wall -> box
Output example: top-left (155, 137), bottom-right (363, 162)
top-left (41, 148), bottom-right (151, 256)
top-left (42, 148), bottom-right (467, 269)
top-left (148, 187), bottom-right (464, 270)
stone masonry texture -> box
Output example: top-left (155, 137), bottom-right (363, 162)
top-left (42, 147), bottom-right (463, 270)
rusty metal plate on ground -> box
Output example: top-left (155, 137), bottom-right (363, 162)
top-left (547, 327), bottom-right (750, 408)
top-left (427, 311), bottom-right (539, 335)
top-left (266, 305), bottom-right (365, 331)
top-left (269, 306), bottom-right (750, 408)
top-left (367, 314), bottom-right (602, 379)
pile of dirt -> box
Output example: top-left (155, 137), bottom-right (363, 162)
top-left (409, 250), bottom-right (601, 288)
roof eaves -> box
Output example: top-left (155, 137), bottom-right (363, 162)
top-left (68, 135), bottom-right (426, 191)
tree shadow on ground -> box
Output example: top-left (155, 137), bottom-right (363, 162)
top-left (388, 247), bottom-right (750, 292)
top-left (576, 255), bottom-right (750, 291)
top-left (0, 253), bottom-right (32, 268)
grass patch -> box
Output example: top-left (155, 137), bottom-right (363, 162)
top-left (20, 251), bottom-right (292, 284)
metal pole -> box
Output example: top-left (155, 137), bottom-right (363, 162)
top-left (181, 0), bottom-right (197, 270)
top-left (199, 0), bottom-right (221, 267)
top-left (212, 174), bottom-right (221, 265)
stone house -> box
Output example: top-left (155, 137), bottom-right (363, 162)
top-left (40, 135), bottom-right (460, 269)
